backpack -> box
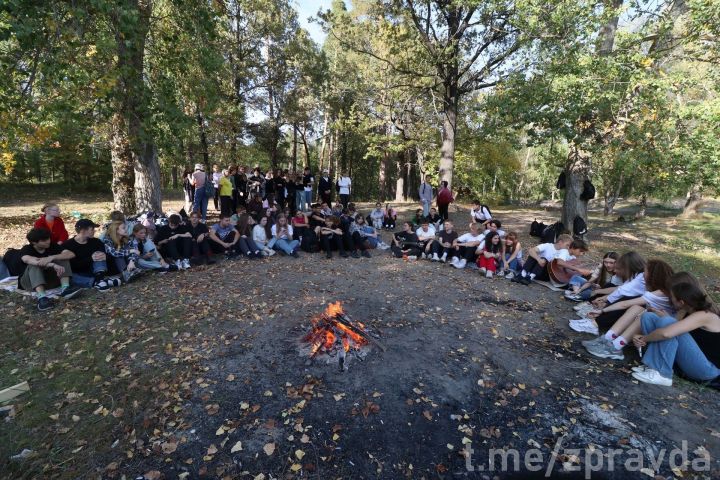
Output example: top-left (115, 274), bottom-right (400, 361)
top-left (204, 172), bottom-right (214, 196)
top-left (556, 171), bottom-right (566, 189)
top-left (481, 204), bottom-right (493, 218)
top-left (573, 216), bottom-right (588, 236)
top-left (580, 179), bottom-right (596, 200)
top-left (541, 221), bottom-right (565, 243)
top-left (3, 248), bottom-right (25, 276)
top-left (529, 219), bottom-right (546, 238)
top-left (300, 229), bottom-right (319, 253)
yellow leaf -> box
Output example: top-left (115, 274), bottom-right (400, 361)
top-left (295, 449), bottom-right (305, 460)
top-left (230, 441), bottom-right (242, 453)
top-left (290, 463), bottom-right (301, 472)
top-left (263, 442), bottom-right (275, 456)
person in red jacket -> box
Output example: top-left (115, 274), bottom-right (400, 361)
top-left (34, 203), bottom-right (69, 245)
top-left (436, 180), bottom-right (454, 221)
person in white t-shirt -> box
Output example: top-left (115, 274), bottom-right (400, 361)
top-left (270, 215), bottom-right (300, 257)
top-left (470, 201), bottom-right (492, 227)
top-left (415, 221), bottom-right (436, 258)
top-left (337, 172), bottom-right (352, 209)
top-left (211, 164), bottom-right (222, 211)
top-left (451, 223), bottom-right (485, 269)
top-left (512, 234), bottom-right (573, 284)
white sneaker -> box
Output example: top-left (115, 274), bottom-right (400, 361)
top-left (632, 368), bottom-right (672, 386)
top-left (453, 259), bottom-right (467, 269)
top-left (505, 271), bottom-right (515, 279)
top-left (573, 302), bottom-right (591, 312)
top-left (183, 259), bottom-right (191, 269)
top-left (432, 253), bottom-right (440, 261)
top-left (570, 319), bottom-right (599, 335)
top-left (631, 365), bottom-right (648, 373)
top-left (479, 267), bottom-right (487, 274)
top-left (421, 253), bottom-right (427, 260)
top-left (175, 259), bottom-right (182, 270)
top-left (450, 256), bottom-right (458, 266)
top-left (485, 270), bottom-right (493, 278)
top-left (407, 255), bottom-right (417, 261)
top-left (440, 253), bottom-right (447, 263)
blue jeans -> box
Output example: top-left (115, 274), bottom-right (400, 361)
top-left (193, 187), bottom-right (209, 221)
top-left (304, 190), bottom-right (312, 209)
top-left (504, 254), bottom-right (522, 273)
top-left (71, 260), bottom-right (107, 287)
top-left (421, 200), bottom-right (430, 217)
top-left (641, 312), bottom-right (720, 380)
top-left (296, 191), bottom-right (305, 212)
top-left (568, 274), bottom-right (593, 300)
top-left (0, 258), bottom-right (9, 280)
top-left (274, 238), bottom-right (299, 255)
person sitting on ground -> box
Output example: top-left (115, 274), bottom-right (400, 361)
top-left (61, 219), bottom-right (118, 291)
top-left (369, 202), bottom-right (385, 230)
top-left (271, 215), bottom-right (300, 257)
top-left (291, 210), bottom-right (309, 241)
top-left (18, 228), bottom-right (83, 310)
top-left (477, 231), bottom-right (503, 278)
top-left (318, 216), bottom-right (349, 259)
top-left (308, 203), bottom-right (326, 228)
top-left (470, 201), bottom-right (492, 228)
top-left (235, 213), bottom-right (263, 258)
top-left (349, 214), bottom-right (377, 258)
top-left (391, 222), bottom-right (421, 258)
top-left (383, 203), bottom-right (397, 230)
top-left (130, 224), bottom-right (176, 272)
top-left (187, 211), bottom-right (215, 265)
top-left (411, 209), bottom-right (426, 230)
top-left (208, 214), bottom-right (241, 258)
top-left (247, 194), bottom-right (264, 220)
top-left (588, 251), bottom-right (648, 331)
top-left (582, 259), bottom-right (675, 359)
top-left (427, 207), bottom-right (443, 231)
top-left (139, 211), bottom-right (158, 240)
top-left (428, 220), bottom-right (458, 262)
top-left (566, 252), bottom-right (621, 302)
top-left (485, 219), bottom-right (505, 239)
top-left (103, 221), bottom-right (144, 282)
top-left (511, 234), bottom-right (574, 285)
top-left (322, 202), bottom-right (335, 217)
top-left (252, 217), bottom-right (276, 256)
top-left (415, 220), bottom-right (437, 259)
top-left (155, 214), bottom-right (193, 269)
top-left (34, 203), bottom-right (69, 245)
top-left (230, 204), bottom-right (247, 226)
top-left (451, 222), bottom-right (485, 269)
top-left (100, 210), bottom-right (135, 241)
top-left (500, 232), bottom-right (523, 279)
top-left (631, 278), bottom-right (720, 387)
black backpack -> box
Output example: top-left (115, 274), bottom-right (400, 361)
top-left (573, 215), bottom-right (588, 236)
top-left (556, 171), bottom-right (566, 189)
top-left (481, 204), bottom-right (493, 217)
top-left (529, 219), bottom-right (545, 237)
top-left (541, 221), bottom-right (565, 243)
top-left (3, 248), bottom-right (25, 276)
top-left (580, 180), bottom-right (596, 200)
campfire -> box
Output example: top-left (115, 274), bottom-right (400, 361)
top-left (302, 302), bottom-right (384, 371)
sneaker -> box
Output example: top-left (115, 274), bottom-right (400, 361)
top-left (632, 368), bottom-right (672, 386)
top-left (351, 251), bottom-right (360, 259)
top-left (107, 278), bottom-right (122, 288)
top-left (175, 259), bottom-right (183, 270)
top-left (340, 251), bottom-right (349, 258)
top-left (60, 286), bottom-right (83, 300)
top-left (292, 251), bottom-right (300, 258)
top-left (362, 250), bottom-right (371, 258)
top-left (37, 296), bottom-right (54, 311)
top-left (432, 253), bottom-right (440, 261)
top-left (505, 271), bottom-right (515, 280)
top-left (587, 341), bottom-right (625, 360)
top-left (453, 259), bottom-right (467, 269)
top-left (450, 256), bottom-right (459, 266)
top-left (421, 253), bottom-right (427, 260)
top-left (479, 267), bottom-right (487, 274)
top-left (573, 302), bottom-right (591, 312)
top-left (571, 319), bottom-right (599, 335)
top-left (326, 251), bottom-right (333, 259)
top-left (631, 365), bottom-right (649, 373)
top-left (440, 253), bottom-right (447, 263)
top-left (565, 293), bottom-right (584, 302)
top-left (407, 255), bottom-right (417, 261)
top-left (518, 276), bottom-right (532, 285)
top-left (485, 270), bottom-right (493, 278)
top-left (580, 335), bottom-right (606, 348)
top-left (467, 263), bottom-right (479, 270)
top-left (94, 280), bottom-right (111, 292)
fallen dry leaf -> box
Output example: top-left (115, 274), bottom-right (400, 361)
top-left (230, 441), bottom-right (242, 453)
top-left (263, 442), bottom-right (275, 456)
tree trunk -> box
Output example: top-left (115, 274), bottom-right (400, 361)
top-left (603, 172), bottom-right (624, 216)
top-left (171, 166), bottom-right (178, 189)
top-left (439, 92), bottom-right (457, 188)
top-left (109, 113), bottom-right (137, 213)
top-left (561, 145), bottom-right (590, 233)
top-left (319, 113), bottom-right (329, 172)
top-left (681, 184), bottom-right (703, 217)
top-left (292, 123), bottom-right (298, 172)
top-left (135, 143), bottom-right (162, 212)
top-left (197, 111), bottom-right (210, 168)
top-left (635, 194), bottom-right (647, 218)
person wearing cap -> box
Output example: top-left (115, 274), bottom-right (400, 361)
top-left (191, 163), bottom-right (209, 221)
top-left (61, 219), bottom-right (119, 291)
top-left (318, 169), bottom-right (332, 207)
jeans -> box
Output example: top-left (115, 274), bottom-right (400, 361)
top-left (641, 312), bottom-right (720, 380)
top-left (504, 254), bottom-right (522, 273)
top-left (296, 191), bottom-right (305, 212)
top-left (160, 237), bottom-right (192, 260)
top-left (274, 238), bottom-right (299, 255)
top-left (71, 259), bottom-right (108, 287)
top-left (421, 200), bottom-right (430, 217)
top-left (304, 190), bottom-right (312, 209)
top-left (568, 274), bottom-right (593, 300)
top-left (0, 258), bottom-right (8, 280)
top-left (193, 187), bottom-right (209, 221)
top-left (237, 237), bottom-right (261, 255)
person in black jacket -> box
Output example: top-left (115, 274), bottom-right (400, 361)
top-left (318, 170), bottom-right (333, 206)
top-left (187, 211), bottom-right (215, 265)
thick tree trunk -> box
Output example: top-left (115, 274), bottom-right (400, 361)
top-left (439, 93), bottom-right (457, 188)
top-left (197, 112), bottom-right (209, 168)
top-left (603, 172), bottom-right (624, 216)
top-left (109, 113), bottom-right (137, 213)
top-left (635, 194), bottom-right (648, 218)
top-left (135, 143), bottom-right (162, 212)
top-left (681, 184), bottom-right (703, 217)
top-left (171, 166), bottom-right (178, 189)
top-left (319, 113), bottom-right (329, 171)
top-left (561, 145), bottom-right (590, 233)
top-left (292, 123), bottom-right (298, 172)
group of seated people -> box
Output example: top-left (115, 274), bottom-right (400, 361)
top-left (2, 200), bottom-right (718, 392)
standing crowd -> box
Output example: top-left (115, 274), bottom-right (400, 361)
top-left (0, 170), bottom-right (718, 391)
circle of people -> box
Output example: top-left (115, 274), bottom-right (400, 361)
top-left (3, 167), bottom-right (718, 391)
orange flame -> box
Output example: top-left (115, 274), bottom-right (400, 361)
top-left (304, 302), bottom-right (368, 357)
top-left (325, 301), bottom-right (344, 317)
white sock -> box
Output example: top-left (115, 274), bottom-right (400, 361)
top-left (604, 330), bottom-right (617, 341)
top-left (529, 273), bottom-right (536, 279)
top-left (612, 336), bottom-right (627, 350)
top-left (521, 269), bottom-right (527, 277)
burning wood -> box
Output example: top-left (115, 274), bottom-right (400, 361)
top-left (302, 302), bottom-right (384, 371)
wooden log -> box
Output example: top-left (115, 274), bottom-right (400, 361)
top-left (0, 381), bottom-right (29, 404)
top-left (335, 314), bottom-right (387, 352)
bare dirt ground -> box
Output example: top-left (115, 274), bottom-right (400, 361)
top-left (1, 191), bottom-right (719, 479)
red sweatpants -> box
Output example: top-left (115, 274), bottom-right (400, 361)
top-left (477, 255), bottom-right (498, 271)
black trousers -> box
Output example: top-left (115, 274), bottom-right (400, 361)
top-left (340, 194), bottom-right (350, 209)
top-left (351, 231), bottom-right (371, 250)
top-left (209, 234), bottom-right (241, 254)
top-left (596, 296), bottom-right (641, 331)
top-left (220, 195), bottom-right (233, 216)
top-left (193, 238), bottom-right (211, 257)
top-left (321, 192), bottom-right (331, 206)
top-left (521, 257), bottom-right (549, 281)
top-left (383, 217), bottom-right (396, 229)
top-left (438, 204), bottom-right (449, 220)
top-left (320, 233), bottom-right (345, 253)
top-left (431, 241), bottom-right (457, 258)
top-left (160, 237), bottom-right (192, 260)
top-left (391, 245), bottom-right (421, 258)
top-left (458, 246), bottom-right (478, 262)
top-left (213, 188), bottom-right (220, 210)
